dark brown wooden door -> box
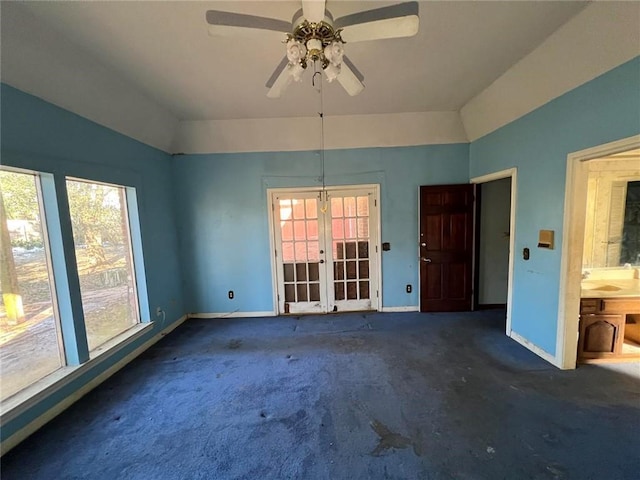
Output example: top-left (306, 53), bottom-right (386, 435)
top-left (419, 185), bottom-right (474, 312)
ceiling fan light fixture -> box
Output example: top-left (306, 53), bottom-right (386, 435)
top-left (306, 38), bottom-right (324, 61)
top-left (286, 39), bottom-right (307, 65)
top-left (289, 62), bottom-right (306, 82)
top-left (283, 14), bottom-right (346, 84)
top-left (324, 62), bottom-right (341, 82)
top-left (207, 1), bottom-right (420, 97)
top-left (324, 41), bottom-right (344, 66)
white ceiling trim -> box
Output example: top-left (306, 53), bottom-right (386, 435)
top-left (461, 2), bottom-right (640, 142)
top-left (1, 4), bottom-right (178, 153)
top-left (171, 112), bottom-right (468, 154)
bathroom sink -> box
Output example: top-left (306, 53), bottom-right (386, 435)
top-left (581, 279), bottom-right (640, 297)
top-left (581, 282), bottom-right (622, 291)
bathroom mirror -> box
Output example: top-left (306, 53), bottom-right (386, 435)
top-left (583, 174), bottom-right (640, 268)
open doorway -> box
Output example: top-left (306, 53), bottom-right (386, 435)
top-left (558, 135), bottom-right (640, 369)
top-left (475, 177), bottom-right (511, 312)
top-left (471, 169), bottom-right (517, 336)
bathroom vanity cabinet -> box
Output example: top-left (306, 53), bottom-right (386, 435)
top-left (578, 297), bottom-right (640, 362)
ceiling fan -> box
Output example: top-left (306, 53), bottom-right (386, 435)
top-left (206, 0), bottom-right (419, 98)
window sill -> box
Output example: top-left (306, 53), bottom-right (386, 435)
top-left (1, 322), bottom-right (154, 425)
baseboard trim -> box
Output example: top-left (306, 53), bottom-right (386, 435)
top-left (1, 315), bottom-right (188, 456)
top-left (476, 303), bottom-right (507, 310)
top-left (188, 311), bottom-right (276, 319)
top-left (380, 306), bottom-right (420, 313)
top-left (509, 331), bottom-right (558, 367)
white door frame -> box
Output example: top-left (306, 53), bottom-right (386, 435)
top-left (557, 134), bottom-right (640, 369)
top-left (267, 184), bottom-right (382, 315)
top-left (470, 168), bottom-right (517, 337)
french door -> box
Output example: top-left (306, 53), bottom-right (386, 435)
top-left (271, 186), bottom-right (379, 314)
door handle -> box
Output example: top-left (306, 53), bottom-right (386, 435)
top-left (421, 257), bottom-right (432, 263)
top-left (420, 243), bottom-right (426, 247)
top-left (319, 259), bottom-right (325, 264)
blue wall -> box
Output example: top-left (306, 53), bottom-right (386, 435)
top-left (1, 84), bottom-right (185, 441)
top-left (469, 57), bottom-right (640, 355)
top-left (172, 144), bottom-right (470, 314)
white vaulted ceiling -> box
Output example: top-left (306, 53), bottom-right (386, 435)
top-left (1, 1), bottom-right (638, 153)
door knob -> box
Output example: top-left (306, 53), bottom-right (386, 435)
top-left (420, 242), bottom-right (426, 247)
top-left (320, 259), bottom-right (325, 264)
top-left (421, 257), bottom-right (432, 263)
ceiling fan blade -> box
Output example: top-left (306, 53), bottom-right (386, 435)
top-left (335, 2), bottom-right (419, 43)
top-left (206, 10), bottom-right (291, 38)
top-left (337, 56), bottom-right (365, 96)
top-left (302, 0), bottom-right (326, 23)
top-left (266, 57), bottom-right (294, 98)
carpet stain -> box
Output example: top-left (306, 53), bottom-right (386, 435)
top-left (370, 419), bottom-right (419, 457)
top-left (546, 463), bottom-right (567, 479)
top-left (227, 339), bottom-right (242, 349)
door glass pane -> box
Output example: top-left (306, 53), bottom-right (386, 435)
top-left (285, 284), bottom-right (295, 302)
top-left (294, 242), bottom-right (307, 261)
top-left (307, 241), bottom-right (320, 261)
top-left (357, 218), bottom-right (369, 238)
top-left (359, 281), bottom-right (370, 299)
top-left (309, 283), bottom-right (320, 302)
top-left (334, 282), bottom-right (345, 300)
top-left (294, 221), bottom-right (306, 241)
top-left (344, 197), bottom-right (357, 217)
top-left (279, 199), bottom-right (292, 219)
top-left (358, 241), bottom-right (369, 259)
top-left (308, 263), bottom-right (319, 281)
top-left (334, 261), bottom-right (345, 280)
top-left (332, 219), bottom-right (344, 239)
top-left (347, 281), bottom-right (358, 300)
top-left (66, 179), bottom-right (139, 352)
top-left (306, 220), bottom-right (318, 240)
top-left (283, 263), bottom-right (294, 282)
top-left (357, 196), bottom-right (369, 216)
top-left (305, 199), bottom-right (317, 219)
top-left (346, 261), bottom-right (357, 279)
top-left (282, 242), bottom-right (294, 262)
top-left (345, 218), bottom-right (357, 239)
top-left (0, 170), bottom-right (63, 401)
top-left (295, 263), bottom-right (307, 282)
top-left (296, 283), bottom-right (308, 302)
top-left (281, 221), bottom-right (293, 241)
top-left (331, 198), bottom-right (343, 217)
top-left (292, 200), bottom-right (305, 219)
top-left (359, 260), bottom-right (370, 279)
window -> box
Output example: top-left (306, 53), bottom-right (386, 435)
top-left (0, 170), bottom-right (64, 402)
top-left (66, 179), bottom-right (139, 352)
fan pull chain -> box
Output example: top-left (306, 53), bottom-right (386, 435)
top-left (315, 62), bottom-right (328, 214)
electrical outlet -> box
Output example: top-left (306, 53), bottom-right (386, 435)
top-left (228, 290), bottom-right (234, 299)
top-left (406, 284), bottom-right (412, 293)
